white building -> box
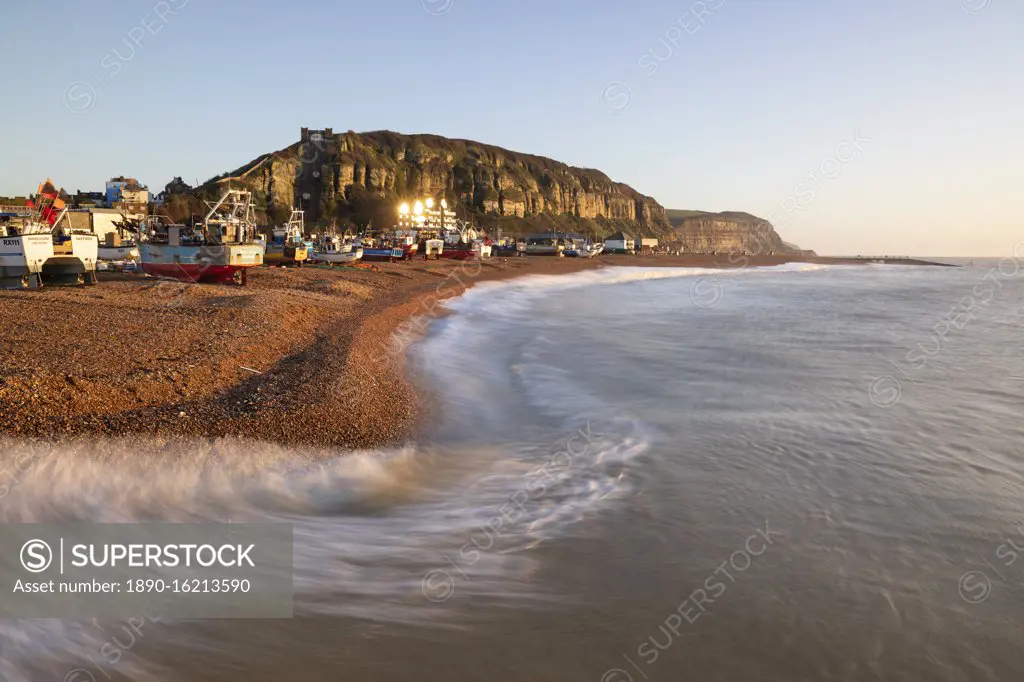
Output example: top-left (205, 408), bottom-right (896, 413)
top-left (604, 231), bottom-right (635, 253)
top-left (105, 176), bottom-right (148, 210)
top-left (639, 236), bottom-right (659, 253)
top-left (120, 186), bottom-right (149, 212)
top-left (66, 208), bottom-right (146, 242)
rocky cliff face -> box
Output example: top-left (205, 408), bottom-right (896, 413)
top-left (666, 210), bottom-right (799, 255)
top-left (211, 129), bottom-right (670, 235)
top-left (203, 129), bottom-right (801, 252)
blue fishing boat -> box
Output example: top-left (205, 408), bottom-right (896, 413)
top-left (361, 247), bottom-right (405, 262)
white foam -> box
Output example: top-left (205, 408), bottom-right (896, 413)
top-left (442, 263), bottom-right (837, 315)
top-left (0, 429), bottom-right (648, 678)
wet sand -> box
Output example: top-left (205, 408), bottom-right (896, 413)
top-left (0, 254), bottom-right (940, 450)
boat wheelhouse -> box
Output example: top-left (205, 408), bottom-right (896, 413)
top-left (140, 189), bottom-right (264, 285)
top-left (264, 209), bottom-right (310, 266)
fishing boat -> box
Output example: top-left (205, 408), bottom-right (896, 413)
top-left (437, 219), bottom-right (489, 260)
top-left (12, 179), bottom-right (100, 286)
top-left (439, 238), bottom-right (475, 260)
top-left (96, 213), bottom-right (142, 262)
top-left (493, 239), bottom-right (525, 257)
top-left (0, 216), bottom-right (54, 289)
top-left (48, 226), bottom-right (100, 285)
top-left (361, 245), bottom-right (406, 262)
top-left (524, 234), bottom-right (570, 256)
top-left (394, 232), bottom-right (419, 259)
top-left (310, 234), bottom-right (363, 264)
top-left (264, 209), bottom-right (309, 267)
top-left (139, 189), bottom-right (264, 285)
top-left (565, 240), bottom-right (603, 258)
top-left (98, 240), bottom-right (140, 262)
top-left (97, 227), bottom-right (140, 262)
top-left (358, 234), bottom-right (411, 262)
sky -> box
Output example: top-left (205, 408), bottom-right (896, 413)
top-left (1, 0), bottom-right (1020, 256)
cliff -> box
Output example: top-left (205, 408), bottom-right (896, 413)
top-left (666, 209), bottom-right (800, 255)
top-left (193, 128), bottom-right (801, 252)
top-left (205, 129), bottom-right (670, 238)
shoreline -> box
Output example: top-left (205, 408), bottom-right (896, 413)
top-left (0, 254), bottom-right (946, 452)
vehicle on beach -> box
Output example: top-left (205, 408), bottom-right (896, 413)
top-left (139, 189), bottom-right (264, 285)
top-left (310, 234), bottom-right (364, 264)
top-left (423, 238), bottom-right (444, 259)
top-left (263, 209), bottom-right (309, 267)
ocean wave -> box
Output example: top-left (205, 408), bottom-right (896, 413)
top-left (0, 428), bottom-right (647, 679)
top-left (436, 263), bottom-right (837, 317)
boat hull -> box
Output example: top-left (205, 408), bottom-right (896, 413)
top-left (98, 245), bottom-right (140, 261)
top-left (140, 243), bottom-right (263, 284)
top-left (310, 248), bottom-right (363, 264)
top-left (140, 262), bottom-right (251, 284)
top-left (54, 234), bottom-right (99, 272)
top-left (44, 234), bottom-right (99, 286)
top-left (41, 256), bottom-right (97, 286)
top-left (524, 245), bottom-right (564, 257)
top-left (264, 245), bottom-right (310, 266)
top-left (0, 233), bottom-right (53, 288)
top-left (361, 248), bottom-right (405, 262)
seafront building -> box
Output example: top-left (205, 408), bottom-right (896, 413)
top-left (638, 236), bottom-right (659, 254)
top-left (604, 231), bottom-right (635, 253)
top-left (65, 207), bottom-right (142, 242)
top-left (104, 176), bottom-right (149, 212)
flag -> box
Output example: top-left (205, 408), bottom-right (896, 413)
top-left (41, 205), bottom-right (58, 225)
top-left (37, 179), bottom-right (58, 199)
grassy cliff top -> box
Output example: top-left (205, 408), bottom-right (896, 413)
top-left (667, 209), bottom-right (769, 227)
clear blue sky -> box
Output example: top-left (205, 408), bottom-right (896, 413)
top-left (1, 0), bottom-right (1020, 256)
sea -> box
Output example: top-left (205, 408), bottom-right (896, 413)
top-left (1, 259), bottom-right (1023, 681)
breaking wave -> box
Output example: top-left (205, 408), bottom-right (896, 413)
top-left (0, 419), bottom-right (647, 681)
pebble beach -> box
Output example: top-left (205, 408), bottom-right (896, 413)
top-left (0, 254), bottom-right (924, 451)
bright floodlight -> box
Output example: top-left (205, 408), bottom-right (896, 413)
top-left (426, 198), bottom-right (435, 209)
top-left (399, 203), bottom-right (410, 215)
top-left (413, 201), bottom-right (424, 215)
